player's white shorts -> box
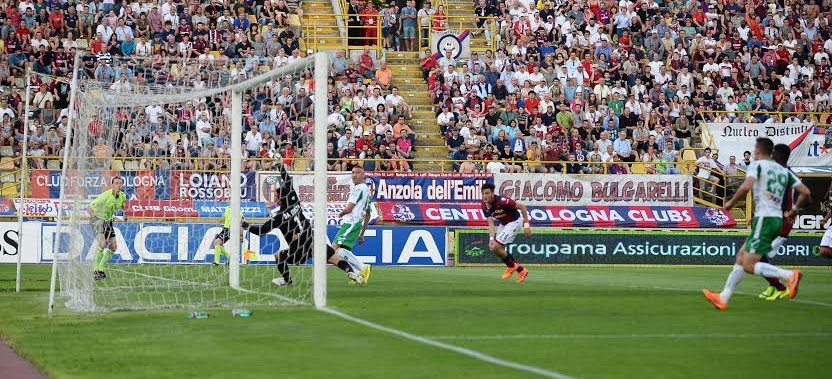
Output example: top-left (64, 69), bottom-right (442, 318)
top-left (496, 218), bottom-right (523, 246)
top-left (822, 228), bottom-right (832, 248)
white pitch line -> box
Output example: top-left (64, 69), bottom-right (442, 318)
top-left (107, 268), bottom-right (216, 287)
top-left (428, 332), bottom-right (832, 341)
top-left (548, 279), bottom-right (832, 308)
top-left (322, 307), bottom-right (578, 379)
top-left (233, 285), bottom-right (307, 306)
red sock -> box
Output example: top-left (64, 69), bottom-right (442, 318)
top-left (766, 276), bottom-right (786, 291)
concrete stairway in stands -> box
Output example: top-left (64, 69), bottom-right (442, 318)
top-left (385, 51), bottom-right (451, 172)
top-left (299, 0), bottom-right (340, 52)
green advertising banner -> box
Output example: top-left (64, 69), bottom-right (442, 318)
top-left (455, 229), bottom-right (830, 266)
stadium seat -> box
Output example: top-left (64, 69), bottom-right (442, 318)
top-left (124, 160), bottom-right (140, 170)
top-left (0, 146), bottom-right (13, 157)
top-left (630, 163), bottom-right (646, 174)
top-left (0, 172), bottom-right (15, 183)
top-left (294, 158), bottom-right (309, 171)
top-left (46, 160), bottom-right (61, 170)
top-left (76, 39), bottom-right (89, 49)
top-left (0, 157), bottom-right (14, 170)
top-left (1, 183), bottom-right (18, 197)
top-left (169, 132), bottom-right (181, 143)
top-left (111, 159), bottom-right (124, 171)
top-left (681, 149), bottom-right (697, 162)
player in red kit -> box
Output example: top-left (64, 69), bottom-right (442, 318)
top-left (481, 183), bottom-right (532, 283)
top-left (757, 143), bottom-right (811, 299)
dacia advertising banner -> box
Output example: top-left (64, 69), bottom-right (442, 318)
top-left (380, 203), bottom-right (736, 228)
top-left (370, 172), bottom-right (493, 202)
top-left (494, 174), bottom-right (693, 206)
top-left (39, 222), bottom-right (445, 266)
top-left (0, 222), bottom-right (40, 263)
top-left (455, 229), bottom-right (830, 266)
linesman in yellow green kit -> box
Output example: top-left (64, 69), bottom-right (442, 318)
top-left (212, 206), bottom-right (249, 265)
top-left (88, 177), bottom-right (127, 280)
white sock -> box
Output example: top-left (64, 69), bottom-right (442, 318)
top-left (337, 248), bottom-right (366, 272)
top-left (753, 262), bottom-right (794, 281)
top-left (720, 264), bottom-right (745, 303)
top-left (769, 237), bottom-right (786, 259)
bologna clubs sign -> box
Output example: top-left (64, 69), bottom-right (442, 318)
top-left (494, 174), bottom-right (693, 207)
top-left (370, 172), bottom-right (493, 202)
top-left (378, 203), bottom-right (736, 229)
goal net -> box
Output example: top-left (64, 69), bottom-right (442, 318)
top-left (47, 52), bottom-right (330, 313)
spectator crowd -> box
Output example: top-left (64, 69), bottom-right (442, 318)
top-left (3, 0), bottom-right (832, 177)
top-left (415, 0), bottom-right (832, 174)
top-left (2, 0), bottom-right (417, 173)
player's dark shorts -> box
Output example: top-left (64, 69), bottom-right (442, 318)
top-left (282, 229), bottom-right (313, 265)
top-left (92, 218), bottom-right (115, 239)
top-left (781, 215), bottom-right (794, 237)
top-left (215, 228), bottom-right (231, 244)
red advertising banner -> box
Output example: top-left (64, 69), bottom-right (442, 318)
top-left (125, 200), bottom-right (198, 218)
top-left (169, 171), bottom-right (257, 201)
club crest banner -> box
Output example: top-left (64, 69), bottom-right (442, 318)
top-left (432, 30), bottom-right (471, 60)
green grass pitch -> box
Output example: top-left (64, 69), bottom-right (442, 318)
top-left (1, 264), bottom-right (831, 379)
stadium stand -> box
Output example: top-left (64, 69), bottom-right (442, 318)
top-left (422, 0), bottom-right (832, 174)
top-left (1, 0), bottom-right (830, 182)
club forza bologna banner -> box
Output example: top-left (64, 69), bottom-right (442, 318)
top-left (0, 222), bottom-right (40, 263)
top-left (370, 172), bottom-right (492, 202)
top-left (35, 222), bottom-right (445, 266)
top-left (706, 123), bottom-right (831, 168)
top-left (432, 30), bottom-right (471, 60)
top-left (379, 203), bottom-right (736, 228)
top-left (494, 174), bottom-right (692, 206)
top-left (30, 169), bottom-right (171, 200)
top-left (455, 229), bottom-right (831, 266)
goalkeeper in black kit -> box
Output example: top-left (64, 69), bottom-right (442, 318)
top-left (247, 166), bottom-right (362, 285)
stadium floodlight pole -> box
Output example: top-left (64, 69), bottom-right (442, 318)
top-left (48, 51), bottom-right (82, 317)
top-left (229, 90), bottom-right (243, 289)
top-left (15, 68), bottom-right (32, 293)
top-left (313, 51), bottom-right (329, 309)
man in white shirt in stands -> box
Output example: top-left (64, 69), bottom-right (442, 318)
top-left (195, 112), bottom-right (213, 147)
top-left (244, 124), bottom-right (263, 157)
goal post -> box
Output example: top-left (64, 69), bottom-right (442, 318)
top-left (46, 51), bottom-right (332, 314)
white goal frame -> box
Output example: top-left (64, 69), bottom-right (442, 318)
top-left (46, 52), bottom-right (331, 316)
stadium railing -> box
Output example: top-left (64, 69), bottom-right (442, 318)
top-left (301, 13), bottom-right (496, 54)
top-left (303, 13), bottom-right (383, 53)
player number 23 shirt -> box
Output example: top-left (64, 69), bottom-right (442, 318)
top-left (747, 159), bottom-right (800, 219)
